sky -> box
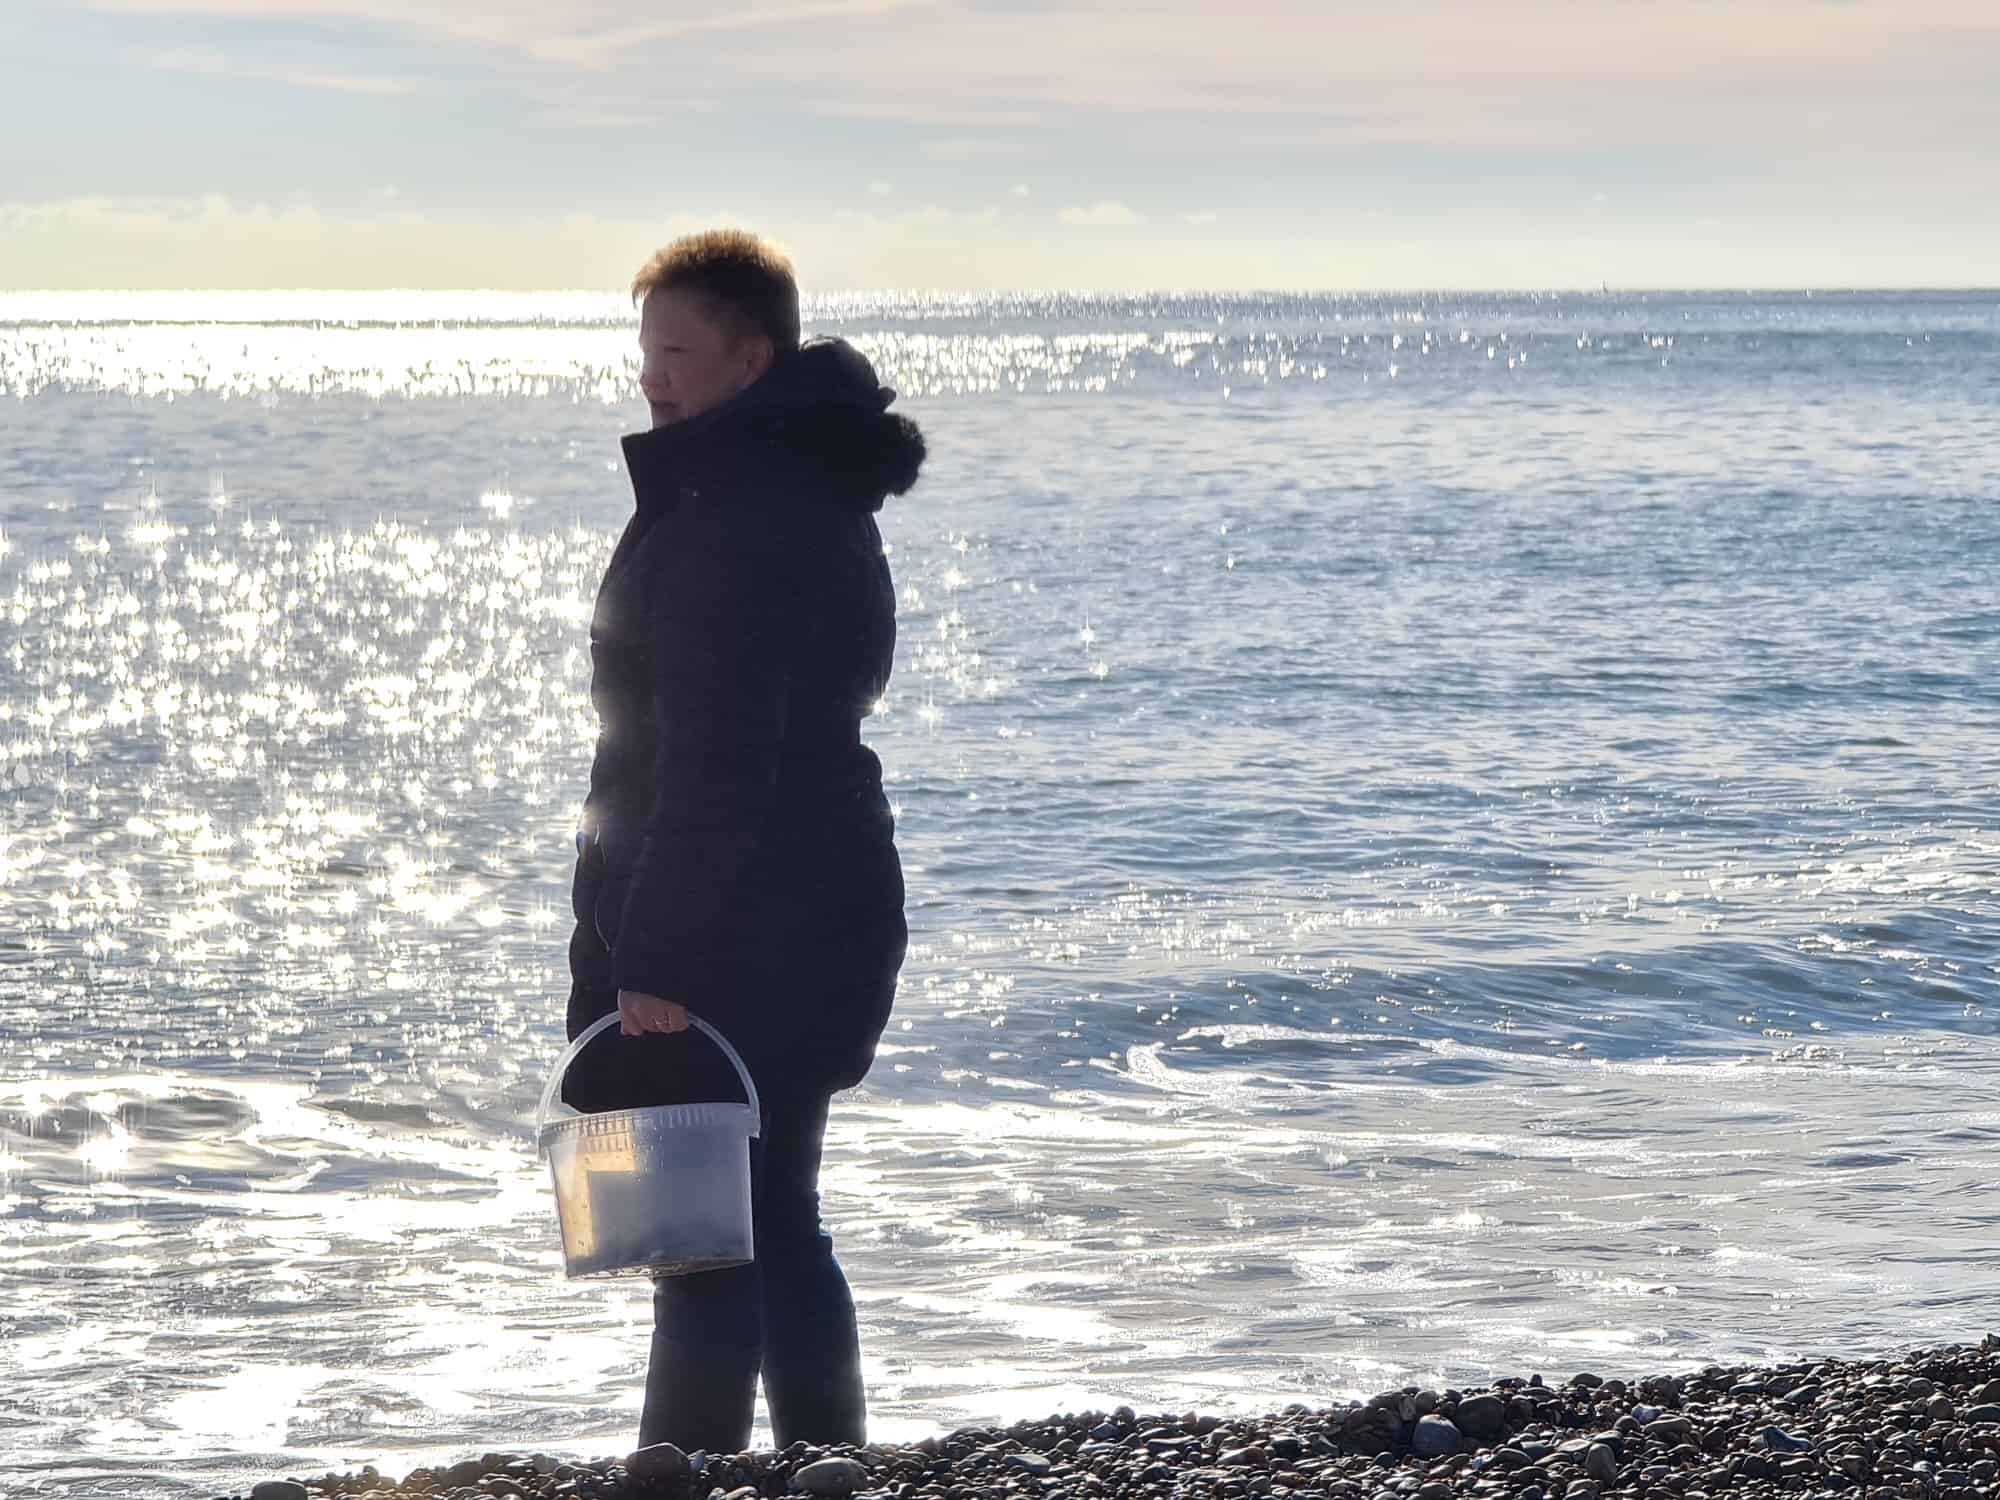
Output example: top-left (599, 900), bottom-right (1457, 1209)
top-left (1, 0), bottom-right (1996, 291)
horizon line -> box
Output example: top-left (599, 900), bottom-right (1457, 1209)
top-left (4, 283), bottom-right (1997, 301)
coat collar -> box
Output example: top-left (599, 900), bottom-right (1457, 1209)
top-left (619, 338), bottom-right (923, 514)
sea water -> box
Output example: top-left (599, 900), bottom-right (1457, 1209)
top-left (1, 290), bottom-right (1996, 1497)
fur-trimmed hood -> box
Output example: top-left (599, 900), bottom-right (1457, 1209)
top-left (622, 337), bottom-right (925, 513)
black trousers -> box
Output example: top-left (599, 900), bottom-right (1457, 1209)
top-left (640, 1088), bottom-right (865, 1452)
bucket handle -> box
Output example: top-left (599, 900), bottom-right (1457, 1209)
top-left (536, 1011), bottom-right (762, 1139)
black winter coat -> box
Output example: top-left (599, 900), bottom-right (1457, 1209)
top-left (563, 338), bottom-right (921, 1108)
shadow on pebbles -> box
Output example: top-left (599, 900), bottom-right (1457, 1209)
top-left (242, 1337), bottom-right (2000, 1500)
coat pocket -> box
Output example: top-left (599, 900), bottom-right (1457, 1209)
top-left (590, 865), bottom-right (633, 953)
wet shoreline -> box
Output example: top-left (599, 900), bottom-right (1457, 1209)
top-left (241, 1338), bottom-right (2000, 1500)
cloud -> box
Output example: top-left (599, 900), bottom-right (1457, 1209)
top-left (43, 1), bottom-right (2000, 293)
top-left (91, 0), bottom-right (946, 69)
top-left (6, 189), bottom-right (1999, 292)
top-left (1059, 201), bottom-right (1145, 228)
top-left (523, 0), bottom-right (941, 68)
top-left (0, 194), bottom-right (706, 291)
top-left (919, 136), bottom-right (1034, 162)
top-left (867, 181), bottom-right (894, 196)
top-left (1183, 210), bottom-right (1218, 226)
top-left (82, 1), bottom-right (2000, 160)
top-left (532, 104), bottom-right (714, 129)
top-left (150, 45), bottom-right (418, 95)
top-left (828, 203), bottom-right (1001, 233)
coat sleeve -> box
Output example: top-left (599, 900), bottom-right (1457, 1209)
top-left (608, 499), bottom-right (791, 1001)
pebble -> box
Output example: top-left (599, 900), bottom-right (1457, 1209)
top-left (250, 1485), bottom-right (308, 1500)
top-left (792, 1456), bottom-right (868, 1496)
top-left (626, 1443), bottom-right (692, 1489)
top-left (1454, 1395), bottom-right (1506, 1439)
top-left (1411, 1417), bottom-right (1461, 1458)
top-left (1582, 1443), bottom-right (1618, 1482)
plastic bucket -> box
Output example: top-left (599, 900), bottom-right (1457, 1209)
top-left (536, 1012), bottom-right (761, 1280)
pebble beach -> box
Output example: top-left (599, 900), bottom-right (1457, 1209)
top-left (239, 1339), bottom-right (2000, 1500)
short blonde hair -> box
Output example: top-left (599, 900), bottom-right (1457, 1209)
top-left (631, 228), bottom-right (800, 352)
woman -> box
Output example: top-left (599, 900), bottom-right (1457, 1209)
top-left (563, 229), bottom-right (920, 1452)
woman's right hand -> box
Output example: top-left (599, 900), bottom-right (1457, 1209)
top-left (617, 989), bottom-right (691, 1037)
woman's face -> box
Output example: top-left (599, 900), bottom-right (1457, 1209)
top-left (637, 288), bottom-right (772, 429)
